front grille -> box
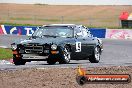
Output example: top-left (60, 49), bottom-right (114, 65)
top-left (25, 43), bottom-right (43, 53)
top-left (44, 44), bottom-right (50, 49)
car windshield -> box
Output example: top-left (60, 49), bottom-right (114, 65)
top-left (32, 26), bottom-right (73, 38)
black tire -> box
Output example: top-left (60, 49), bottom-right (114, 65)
top-left (76, 76), bottom-right (87, 85)
top-left (47, 56), bottom-right (56, 65)
top-left (89, 47), bottom-right (100, 63)
top-left (13, 56), bottom-right (26, 65)
top-left (59, 47), bottom-right (71, 64)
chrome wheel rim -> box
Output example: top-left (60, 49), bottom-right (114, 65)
top-left (64, 48), bottom-right (71, 61)
top-left (95, 47), bottom-right (100, 61)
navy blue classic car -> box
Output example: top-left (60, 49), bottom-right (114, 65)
top-left (11, 24), bottom-right (103, 65)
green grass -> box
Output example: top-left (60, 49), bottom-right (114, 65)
top-left (37, 18), bottom-right (60, 22)
top-left (10, 17), bottom-right (33, 21)
top-left (10, 17), bottom-right (61, 22)
top-left (0, 22), bottom-right (132, 29)
top-left (0, 48), bottom-right (12, 60)
top-left (0, 22), bottom-right (40, 26)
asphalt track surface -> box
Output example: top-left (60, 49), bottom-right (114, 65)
top-left (0, 35), bottom-right (132, 70)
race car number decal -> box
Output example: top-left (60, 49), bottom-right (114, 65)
top-left (76, 42), bottom-right (81, 52)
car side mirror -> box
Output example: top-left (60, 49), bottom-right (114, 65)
top-left (75, 33), bottom-right (82, 38)
top-left (75, 34), bottom-right (79, 39)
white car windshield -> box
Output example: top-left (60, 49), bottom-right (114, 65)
top-left (33, 26), bottom-right (73, 38)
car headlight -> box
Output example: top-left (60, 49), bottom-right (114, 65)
top-left (51, 44), bottom-right (57, 50)
top-left (11, 44), bottom-right (17, 50)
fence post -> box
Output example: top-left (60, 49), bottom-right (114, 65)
top-left (118, 19), bottom-right (121, 28)
top-left (7, 4), bottom-right (10, 22)
top-left (88, 18), bottom-right (92, 27)
top-left (61, 16), bottom-right (64, 24)
top-left (34, 15), bottom-right (36, 24)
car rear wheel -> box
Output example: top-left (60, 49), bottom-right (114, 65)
top-left (59, 47), bottom-right (71, 64)
top-left (13, 56), bottom-right (26, 65)
top-left (89, 47), bottom-right (100, 63)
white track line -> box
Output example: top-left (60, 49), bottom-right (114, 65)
top-left (0, 46), bottom-right (8, 48)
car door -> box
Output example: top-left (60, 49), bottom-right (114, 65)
top-left (71, 26), bottom-right (87, 60)
top-left (79, 26), bottom-right (92, 57)
top-left (81, 27), bottom-right (96, 56)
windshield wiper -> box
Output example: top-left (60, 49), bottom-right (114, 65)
top-left (31, 36), bottom-right (40, 39)
top-left (66, 36), bottom-right (72, 38)
top-left (42, 35), bottom-right (59, 38)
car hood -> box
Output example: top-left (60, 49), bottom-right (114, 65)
top-left (14, 37), bottom-right (71, 45)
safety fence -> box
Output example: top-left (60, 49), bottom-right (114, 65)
top-left (0, 13), bottom-right (121, 27)
top-left (0, 25), bottom-right (132, 39)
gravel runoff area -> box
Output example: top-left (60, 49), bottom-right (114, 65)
top-left (0, 66), bottom-right (132, 88)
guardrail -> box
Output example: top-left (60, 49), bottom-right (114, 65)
top-left (0, 25), bottom-right (132, 39)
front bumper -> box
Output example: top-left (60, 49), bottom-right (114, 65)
top-left (22, 54), bottom-right (48, 60)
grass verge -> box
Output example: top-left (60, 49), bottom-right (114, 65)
top-left (0, 22), bottom-right (132, 29)
top-left (0, 22), bottom-right (40, 26)
top-left (0, 48), bottom-right (12, 60)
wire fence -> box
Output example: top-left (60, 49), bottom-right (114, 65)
top-left (0, 12), bottom-right (121, 27)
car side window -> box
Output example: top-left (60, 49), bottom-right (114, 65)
top-left (87, 30), bottom-right (92, 37)
top-left (82, 26), bottom-right (93, 37)
top-left (74, 26), bottom-right (83, 38)
top-left (81, 26), bottom-right (88, 38)
top-left (74, 26), bottom-right (92, 38)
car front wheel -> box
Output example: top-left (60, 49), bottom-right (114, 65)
top-left (13, 56), bottom-right (26, 65)
top-left (47, 55), bottom-right (57, 65)
top-left (59, 47), bottom-right (71, 64)
top-left (89, 47), bottom-right (100, 63)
